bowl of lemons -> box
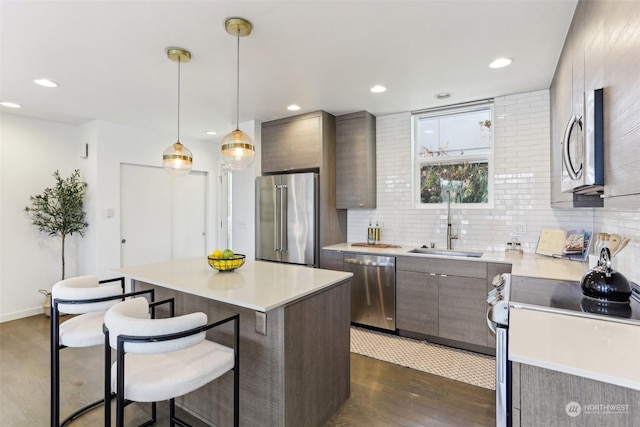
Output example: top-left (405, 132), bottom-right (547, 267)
top-left (207, 249), bottom-right (246, 272)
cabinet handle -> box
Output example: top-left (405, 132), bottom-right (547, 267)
top-left (440, 274), bottom-right (448, 278)
top-left (429, 273), bottom-right (437, 276)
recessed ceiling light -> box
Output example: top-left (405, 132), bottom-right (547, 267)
top-left (205, 131), bottom-right (217, 135)
top-left (34, 78), bottom-right (59, 88)
top-left (370, 85), bottom-right (386, 93)
top-left (287, 104), bottom-right (301, 111)
top-left (434, 92), bottom-right (451, 100)
top-left (0, 101), bottom-right (21, 108)
top-left (489, 58), bottom-right (513, 69)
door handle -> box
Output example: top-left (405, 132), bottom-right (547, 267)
top-left (280, 185), bottom-right (288, 252)
top-left (486, 306), bottom-right (497, 335)
top-left (274, 185), bottom-right (280, 251)
top-left (563, 114), bottom-right (582, 180)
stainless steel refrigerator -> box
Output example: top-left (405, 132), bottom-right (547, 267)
top-left (255, 172), bottom-right (319, 267)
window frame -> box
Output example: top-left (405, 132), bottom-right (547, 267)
top-left (411, 101), bottom-right (495, 209)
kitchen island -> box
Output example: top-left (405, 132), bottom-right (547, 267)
top-left (113, 257), bottom-right (353, 427)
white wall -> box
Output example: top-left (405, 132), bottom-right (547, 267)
top-left (594, 211), bottom-right (640, 284)
top-left (0, 114), bottom-right (222, 321)
top-left (347, 90), bottom-right (639, 283)
top-left (348, 90), bottom-right (591, 251)
top-left (81, 120), bottom-right (221, 279)
top-left (228, 120), bottom-right (261, 259)
top-left (1, 114), bottom-right (83, 320)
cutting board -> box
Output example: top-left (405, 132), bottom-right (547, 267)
top-left (535, 229), bottom-right (567, 257)
top-left (351, 243), bottom-right (402, 248)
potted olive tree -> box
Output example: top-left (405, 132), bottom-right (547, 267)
top-left (25, 169), bottom-right (89, 281)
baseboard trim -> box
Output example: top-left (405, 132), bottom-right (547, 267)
top-left (0, 307), bottom-right (44, 323)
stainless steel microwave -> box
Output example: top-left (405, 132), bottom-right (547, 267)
top-left (561, 89), bottom-right (604, 195)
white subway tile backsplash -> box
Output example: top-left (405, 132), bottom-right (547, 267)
top-left (346, 89), bottom-right (640, 283)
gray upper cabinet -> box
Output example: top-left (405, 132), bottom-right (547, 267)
top-left (261, 122), bottom-right (290, 173)
top-left (261, 112), bottom-right (323, 174)
top-left (550, 0), bottom-right (640, 208)
top-left (550, 27), bottom-right (574, 208)
top-left (335, 111), bottom-right (376, 209)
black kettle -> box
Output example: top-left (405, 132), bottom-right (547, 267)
top-left (580, 248), bottom-right (632, 302)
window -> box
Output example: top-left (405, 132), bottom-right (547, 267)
top-left (412, 101), bottom-right (493, 207)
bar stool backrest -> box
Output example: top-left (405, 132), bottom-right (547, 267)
top-left (52, 275), bottom-right (123, 314)
top-left (104, 298), bottom-right (208, 355)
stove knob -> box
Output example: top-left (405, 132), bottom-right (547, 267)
top-left (492, 274), bottom-right (504, 288)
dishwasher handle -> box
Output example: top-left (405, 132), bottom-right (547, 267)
top-left (344, 256), bottom-right (395, 268)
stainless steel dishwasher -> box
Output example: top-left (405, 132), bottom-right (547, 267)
top-left (344, 254), bottom-right (396, 331)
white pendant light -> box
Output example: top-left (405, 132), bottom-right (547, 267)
top-left (163, 48), bottom-right (193, 177)
top-left (221, 17), bottom-right (255, 171)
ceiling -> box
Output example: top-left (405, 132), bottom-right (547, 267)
top-left (1, 0), bottom-right (577, 144)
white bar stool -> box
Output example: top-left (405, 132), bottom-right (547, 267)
top-left (103, 297), bottom-right (239, 427)
top-left (50, 275), bottom-right (154, 427)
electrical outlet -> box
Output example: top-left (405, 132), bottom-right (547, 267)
top-left (255, 311), bottom-right (267, 335)
top-left (515, 223), bottom-right (527, 235)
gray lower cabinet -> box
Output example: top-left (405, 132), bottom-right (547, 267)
top-left (396, 270), bottom-right (438, 336)
top-left (396, 256), bottom-right (490, 348)
top-left (438, 274), bottom-right (487, 346)
top-left (320, 249), bottom-right (344, 271)
top-left (335, 111), bottom-right (376, 209)
top-left (513, 362), bottom-right (640, 427)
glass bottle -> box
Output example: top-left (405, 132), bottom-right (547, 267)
top-left (592, 233), bottom-right (603, 255)
top-left (367, 221), bottom-right (375, 245)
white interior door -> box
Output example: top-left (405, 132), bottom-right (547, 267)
top-left (172, 170), bottom-right (207, 259)
top-left (120, 164), bottom-right (207, 267)
top-left (120, 164), bottom-right (171, 267)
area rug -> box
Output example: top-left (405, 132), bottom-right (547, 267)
top-left (350, 326), bottom-right (496, 390)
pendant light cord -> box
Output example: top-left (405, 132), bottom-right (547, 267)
top-left (235, 29), bottom-right (240, 131)
top-left (177, 57), bottom-right (181, 143)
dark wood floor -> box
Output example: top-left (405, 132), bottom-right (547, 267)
top-left (0, 314), bottom-right (495, 426)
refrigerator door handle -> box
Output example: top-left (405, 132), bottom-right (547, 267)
top-left (274, 185), bottom-right (281, 252)
top-left (280, 185), bottom-right (288, 252)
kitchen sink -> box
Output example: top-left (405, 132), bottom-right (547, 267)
top-left (408, 248), bottom-right (484, 258)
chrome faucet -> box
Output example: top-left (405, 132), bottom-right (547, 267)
top-left (446, 190), bottom-right (458, 250)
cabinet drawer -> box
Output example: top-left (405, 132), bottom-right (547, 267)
top-left (396, 256), bottom-right (486, 278)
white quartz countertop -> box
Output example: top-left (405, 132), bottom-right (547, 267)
top-left (509, 306), bottom-right (640, 391)
top-left (323, 243), bottom-right (589, 281)
top-left (112, 257), bottom-right (353, 312)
